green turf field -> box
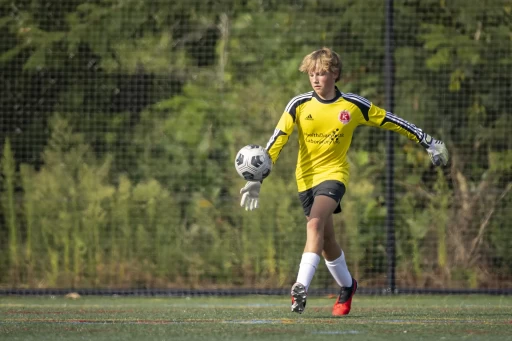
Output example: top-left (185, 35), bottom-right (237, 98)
top-left (1, 295), bottom-right (511, 340)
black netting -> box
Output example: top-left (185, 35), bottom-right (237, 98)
top-left (0, 0), bottom-right (510, 294)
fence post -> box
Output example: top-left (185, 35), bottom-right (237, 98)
top-left (385, 0), bottom-right (396, 294)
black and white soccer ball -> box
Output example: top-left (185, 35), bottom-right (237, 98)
top-left (234, 145), bottom-right (272, 181)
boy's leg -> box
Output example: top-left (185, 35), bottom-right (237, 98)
top-left (292, 195), bottom-right (338, 314)
top-left (323, 211), bottom-right (357, 316)
top-left (323, 216), bottom-right (352, 287)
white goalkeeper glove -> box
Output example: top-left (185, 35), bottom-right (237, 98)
top-left (420, 133), bottom-right (449, 166)
top-left (240, 181), bottom-right (261, 211)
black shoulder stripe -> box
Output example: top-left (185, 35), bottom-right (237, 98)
top-left (342, 94), bottom-right (370, 121)
top-left (285, 92), bottom-right (313, 122)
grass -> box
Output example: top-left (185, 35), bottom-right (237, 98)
top-left (1, 295), bottom-right (511, 340)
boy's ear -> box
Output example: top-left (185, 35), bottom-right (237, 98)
top-left (334, 70), bottom-right (341, 81)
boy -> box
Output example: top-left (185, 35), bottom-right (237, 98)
top-left (240, 47), bottom-right (448, 316)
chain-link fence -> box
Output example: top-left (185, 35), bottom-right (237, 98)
top-left (0, 0), bottom-right (510, 294)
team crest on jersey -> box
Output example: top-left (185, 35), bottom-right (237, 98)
top-left (339, 110), bottom-right (351, 124)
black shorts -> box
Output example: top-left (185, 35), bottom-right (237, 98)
top-left (298, 180), bottom-right (346, 217)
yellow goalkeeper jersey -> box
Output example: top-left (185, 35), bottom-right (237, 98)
top-left (265, 87), bottom-right (425, 192)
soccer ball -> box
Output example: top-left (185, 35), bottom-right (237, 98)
top-left (234, 145), bottom-right (272, 181)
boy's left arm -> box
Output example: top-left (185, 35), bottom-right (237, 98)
top-left (362, 103), bottom-right (449, 166)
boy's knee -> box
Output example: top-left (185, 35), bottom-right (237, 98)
top-left (307, 218), bottom-right (324, 233)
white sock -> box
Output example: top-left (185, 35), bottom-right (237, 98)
top-left (296, 252), bottom-right (320, 291)
top-left (325, 251), bottom-right (353, 287)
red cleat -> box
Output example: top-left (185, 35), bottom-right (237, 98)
top-left (332, 278), bottom-right (357, 316)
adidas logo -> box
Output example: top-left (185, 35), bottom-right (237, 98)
top-left (305, 114), bottom-right (314, 120)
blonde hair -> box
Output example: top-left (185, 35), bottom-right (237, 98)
top-left (299, 47), bottom-right (342, 82)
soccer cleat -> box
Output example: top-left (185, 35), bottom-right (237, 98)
top-left (290, 282), bottom-right (307, 314)
top-left (332, 278), bottom-right (357, 316)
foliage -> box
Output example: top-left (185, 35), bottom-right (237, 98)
top-left (0, 0), bottom-right (510, 289)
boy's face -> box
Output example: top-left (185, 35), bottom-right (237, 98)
top-left (308, 64), bottom-right (338, 99)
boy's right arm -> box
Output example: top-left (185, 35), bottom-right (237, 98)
top-left (240, 107), bottom-right (297, 211)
